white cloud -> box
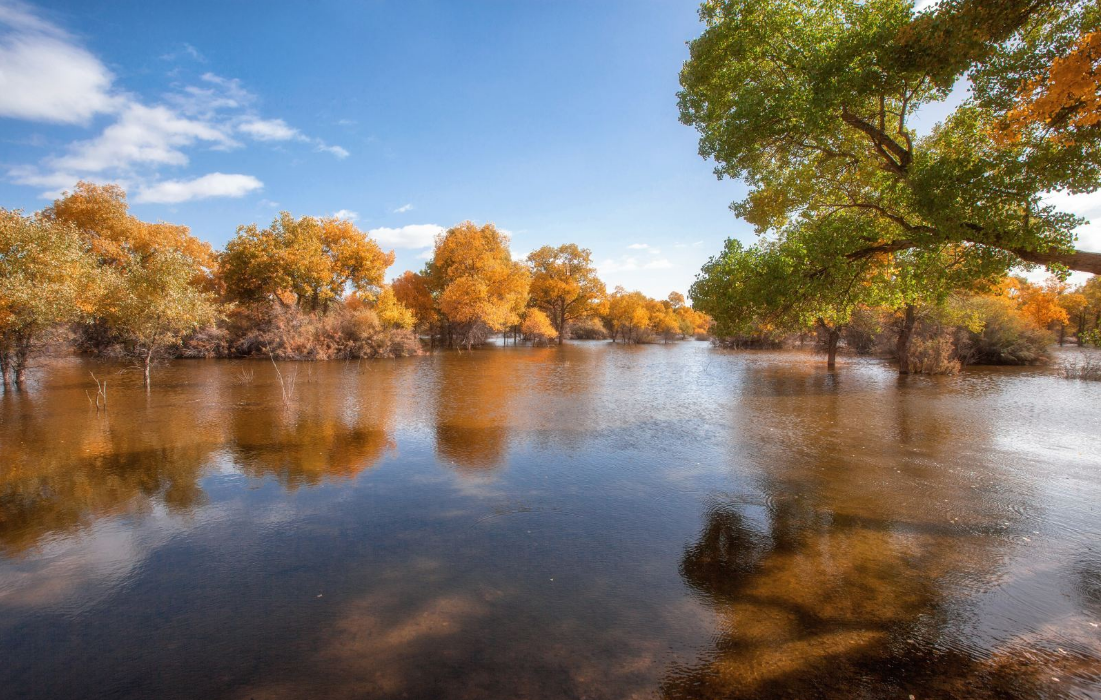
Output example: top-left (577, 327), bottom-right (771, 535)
top-left (258, 198), bottom-right (280, 208)
top-left (599, 255), bottom-right (674, 274)
top-left (160, 42), bottom-right (205, 63)
top-left (331, 209), bottom-right (358, 221)
top-left (2, 3), bottom-right (352, 200)
top-left (239, 118), bottom-right (300, 141)
top-left (369, 224), bottom-right (444, 249)
top-left (8, 166), bottom-right (130, 199)
top-left (49, 102), bottom-right (235, 173)
top-left (599, 256), bottom-right (640, 274)
top-left (0, 3), bottom-right (119, 124)
top-left (394, 203), bottom-right (413, 213)
top-left (316, 143), bottom-right (349, 159)
top-left (133, 172), bottom-right (263, 204)
top-left (416, 248), bottom-right (434, 260)
top-left (627, 243), bottom-right (650, 250)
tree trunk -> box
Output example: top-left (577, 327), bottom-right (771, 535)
top-left (896, 304), bottom-right (916, 375)
top-left (827, 329), bottom-right (840, 370)
top-left (12, 331), bottom-right (31, 387)
top-left (144, 349), bottom-right (153, 389)
top-left (0, 350), bottom-right (8, 390)
top-left (1058, 324), bottom-right (1066, 346)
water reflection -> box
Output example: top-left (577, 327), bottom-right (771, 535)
top-left (228, 364), bottom-right (400, 487)
top-left (0, 346), bottom-right (1098, 699)
top-left (662, 360), bottom-right (1101, 699)
top-left (433, 350), bottom-right (518, 472)
top-left (0, 381), bottom-right (217, 556)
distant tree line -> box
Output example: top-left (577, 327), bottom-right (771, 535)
top-left (0, 183), bottom-right (712, 391)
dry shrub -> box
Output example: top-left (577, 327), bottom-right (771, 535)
top-left (907, 332), bottom-right (961, 375)
top-left (183, 302), bottom-right (422, 360)
top-left (567, 317), bottom-right (608, 340)
top-left (1061, 355), bottom-right (1101, 381)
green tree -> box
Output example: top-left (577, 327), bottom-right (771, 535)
top-left (679, 0), bottom-right (1101, 275)
top-left (0, 210), bottom-right (101, 388)
top-left (104, 250), bottom-right (219, 388)
top-left (526, 244), bottom-right (606, 344)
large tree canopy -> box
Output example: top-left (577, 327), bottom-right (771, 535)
top-left (679, 0), bottom-right (1101, 274)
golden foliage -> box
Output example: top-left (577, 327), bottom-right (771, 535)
top-left (526, 243), bottom-right (605, 342)
top-left (520, 308), bottom-right (558, 344)
top-left (431, 221), bottom-right (530, 342)
top-left (373, 286), bottom-right (416, 330)
top-left (0, 209), bottom-right (102, 383)
top-left (41, 181), bottom-right (216, 272)
top-left (392, 270), bottom-right (436, 329)
top-left (221, 212), bottom-right (394, 310)
top-left (1001, 31), bottom-right (1101, 143)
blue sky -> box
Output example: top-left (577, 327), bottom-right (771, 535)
top-left (1, 0), bottom-right (1096, 295)
top-left (0, 0), bottom-right (752, 298)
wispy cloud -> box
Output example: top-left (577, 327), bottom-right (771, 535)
top-left (1, 3), bottom-right (347, 200)
top-left (598, 255), bottom-right (675, 274)
top-left (159, 42), bottom-right (205, 63)
top-left (331, 209), bottom-right (358, 221)
top-left (238, 118), bottom-right (299, 141)
top-left (134, 172), bottom-right (263, 204)
top-left (315, 143), bottom-right (349, 159)
top-left (394, 203), bottom-right (413, 214)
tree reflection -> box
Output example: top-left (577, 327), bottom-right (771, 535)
top-left (227, 363), bottom-right (398, 487)
top-left (661, 363), bottom-right (1067, 699)
top-left (0, 378), bottom-right (218, 556)
top-left (433, 350), bottom-right (517, 472)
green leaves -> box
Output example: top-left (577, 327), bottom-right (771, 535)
top-left (680, 0), bottom-right (1101, 273)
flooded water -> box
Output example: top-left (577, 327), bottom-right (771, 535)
top-left (1, 342), bottom-right (1099, 699)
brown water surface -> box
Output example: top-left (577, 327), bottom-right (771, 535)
top-left (1, 342), bottom-right (1099, 699)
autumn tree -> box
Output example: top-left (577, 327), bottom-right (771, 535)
top-left (221, 212), bottom-right (394, 310)
top-left (1000, 29), bottom-right (1100, 145)
top-left (1018, 276), bottom-right (1070, 330)
top-left (41, 181), bottom-right (216, 275)
top-left (429, 221), bottom-right (530, 349)
top-left (0, 210), bottom-right (101, 388)
top-left (391, 270), bottom-right (437, 333)
top-left (520, 308), bottom-right (558, 345)
top-left (679, 0), bottom-right (1101, 276)
top-left (526, 244), bottom-right (606, 344)
top-left (648, 299), bottom-right (681, 343)
top-left (103, 250), bottom-right (219, 388)
top-left (373, 286), bottom-right (416, 330)
top-left (605, 287), bottom-right (653, 344)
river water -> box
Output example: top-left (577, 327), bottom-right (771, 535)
top-left (1, 342), bottom-right (1099, 699)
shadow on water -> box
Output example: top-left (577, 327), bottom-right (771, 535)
top-left (661, 359), bottom-right (1101, 699)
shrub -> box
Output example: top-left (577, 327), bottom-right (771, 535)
top-left (843, 305), bottom-right (883, 355)
top-left (906, 331), bottom-right (961, 375)
top-left (567, 317), bottom-right (608, 340)
top-left (183, 302), bottom-right (422, 360)
top-left (1061, 355), bottom-right (1101, 381)
top-left (953, 295), bottom-right (1052, 365)
top-left (521, 309), bottom-right (558, 345)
